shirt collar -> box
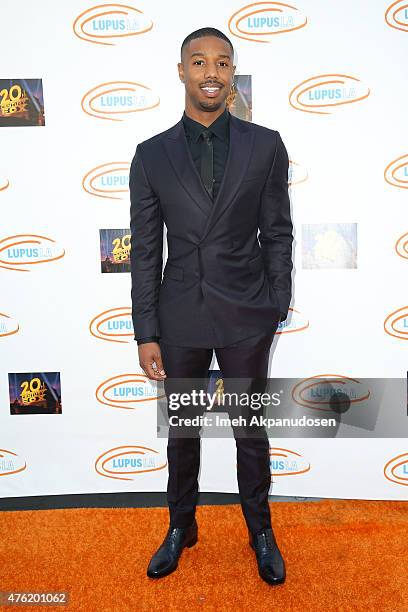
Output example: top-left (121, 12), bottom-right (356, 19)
top-left (182, 108), bottom-right (230, 143)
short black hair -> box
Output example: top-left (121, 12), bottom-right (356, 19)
top-left (180, 27), bottom-right (234, 61)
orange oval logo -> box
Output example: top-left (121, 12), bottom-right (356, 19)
top-left (269, 447), bottom-right (310, 476)
top-left (96, 373), bottom-right (166, 409)
top-left (228, 2), bottom-right (307, 42)
top-left (73, 3), bottom-right (153, 45)
top-left (0, 234), bottom-right (65, 272)
top-left (384, 452), bottom-right (408, 486)
top-left (292, 374), bottom-right (370, 411)
top-left (0, 448), bottom-right (27, 476)
top-left (0, 312), bottom-right (19, 338)
top-left (89, 307), bottom-right (133, 343)
top-left (95, 445), bottom-right (167, 480)
top-left (384, 306), bottom-right (408, 340)
top-left (385, 1), bottom-right (408, 32)
top-left (289, 160), bottom-right (308, 186)
top-left (275, 307), bottom-right (309, 334)
top-left (384, 154), bottom-right (408, 189)
top-left (289, 74), bottom-right (370, 114)
top-left (83, 161), bottom-right (130, 199)
top-left (81, 80), bottom-right (160, 121)
top-left (395, 231), bottom-right (408, 259)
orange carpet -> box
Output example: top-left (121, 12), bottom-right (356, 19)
top-left (0, 499), bottom-right (407, 611)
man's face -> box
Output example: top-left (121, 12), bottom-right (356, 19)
top-left (178, 35), bottom-right (236, 113)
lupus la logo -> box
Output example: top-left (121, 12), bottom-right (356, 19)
top-left (89, 306), bottom-right (133, 343)
top-left (384, 154), bottom-right (408, 189)
top-left (395, 231), bottom-right (408, 259)
top-left (0, 177), bottom-right (10, 191)
top-left (384, 306), bottom-right (408, 340)
top-left (384, 452), bottom-right (408, 486)
top-left (289, 160), bottom-right (308, 186)
top-left (269, 447), bottom-right (310, 476)
top-left (0, 234), bottom-right (65, 271)
top-left (0, 312), bottom-right (19, 338)
top-left (0, 448), bottom-right (27, 476)
top-left (385, 1), bottom-right (408, 32)
top-left (275, 307), bottom-right (309, 335)
top-left (95, 445), bottom-right (167, 480)
top-left (73, 3), bottom-right (153, 45)
top-left (83, 162), bottom-right (130, 200)
top-left (292, 374), bottom-right (370, 411)
top-left (289, 74), bottom-right (370, 114)
top-left (81, 81), bottom-right (159, 121)
top-left (228, 2), bottom-right (307, 42)
top-left (96, 373), bottom-right (165, 409)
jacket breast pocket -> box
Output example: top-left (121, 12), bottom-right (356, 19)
top-left (241, 172), bottom-right (266, 185)
top-left (163, 262), bottom-right (184, 281)
top-left (248, 253), bottom-right (264, 273)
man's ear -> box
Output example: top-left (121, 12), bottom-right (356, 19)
top-left (177, 62), bottom-right (184, 83)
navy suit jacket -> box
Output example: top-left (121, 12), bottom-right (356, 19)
top-left (129, 112), bottom-right (294, 348)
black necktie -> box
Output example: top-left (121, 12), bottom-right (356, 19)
top-left (200, 129), bottom-right (214, 198)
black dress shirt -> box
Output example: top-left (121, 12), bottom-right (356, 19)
top-left (182, 107), bottom-right (230, 201)
top-left (137, 108), bottom-right (285, 346)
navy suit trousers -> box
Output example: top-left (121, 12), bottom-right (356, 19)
top-left (159, 325), bottom-right (278, 536)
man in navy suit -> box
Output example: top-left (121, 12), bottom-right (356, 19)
top-left (129, 27), bottom-right (293, 585)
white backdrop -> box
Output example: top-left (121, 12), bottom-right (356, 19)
top-left (1, 0), bottom-right (407, 500)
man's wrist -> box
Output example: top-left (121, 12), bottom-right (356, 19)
top-left (137, 336), bottom-right (160, 345)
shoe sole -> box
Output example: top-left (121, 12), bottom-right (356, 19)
top-left (260, 574), bottom-right (286, 586)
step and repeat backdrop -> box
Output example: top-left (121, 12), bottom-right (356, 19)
top-left (1, 1), bottom-right (407, 501)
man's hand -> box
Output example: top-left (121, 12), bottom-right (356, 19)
top-left (138, 342), bottom-right (167, 380)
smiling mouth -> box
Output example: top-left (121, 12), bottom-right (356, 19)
top-left (200, 85), bottom-right (222, 97)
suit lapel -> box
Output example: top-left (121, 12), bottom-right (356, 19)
top-left (162, 113), bottom-right (255, 240)
top-left (202, 114), bottom-right (254, 240)
top-left (163, 120), bottom-right (213, 217)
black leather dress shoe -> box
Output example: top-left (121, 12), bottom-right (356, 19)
top-left (249, 527), bottom-right (286, 585)
top-left (147, 519), bottom-right (198, 578)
